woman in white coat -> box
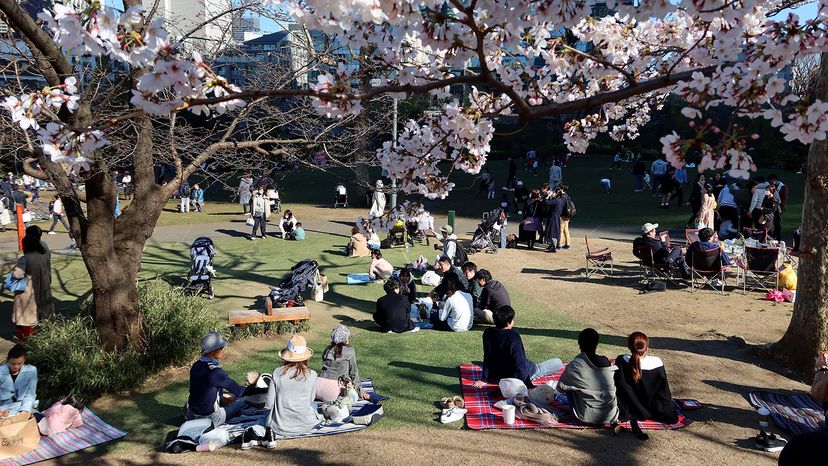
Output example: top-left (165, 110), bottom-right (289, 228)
top-left (369, 180), bottom-right (386, 218)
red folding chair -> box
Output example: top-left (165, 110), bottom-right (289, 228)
top-left (688, 244), bottom-right (731, 294)
top-left (584, 237), bottom-right (613, 278)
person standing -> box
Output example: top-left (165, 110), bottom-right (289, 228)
top-left (694, 184), bottom-right (716, 229)
top-left (549, 161), bottom-right (563, 188)
top-left (239, 173), bottom-right (253, 214)
top-left (179, 180), bottom-right (191, 213)
top-left (544, 190), bottom-right (566, 253)
top-left (369, 180), bottom-right (386, 218)
top-left (11, 226), bottom-right (53, 341)
top-left (671, 166), bottom-right (688, 206)
top-left (688, 174), bottom-right (706, 226)
top-left (650, 157), bottom-right (667, 194)
top-left (767, 174), bottom-right (788, 241)
top-left (121, 171), bottom-right (133, 200)
top-left (717, 182), bottom-right (740, 230)
top-left (632, 157), bottom-right (646, 192)
top-left (659, 168), bottom-right (675, 208)
top-left (191, 184), bottom-right (205, 212)
top-left (47, 196), bottom-right (70, 235)
top-left (558, 185), bottom-right (573, 249)
top-left (249, 189), bottom-right (267, 240)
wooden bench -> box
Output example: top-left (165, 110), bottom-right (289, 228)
top-left (228, 298), bottom-right (310, 327)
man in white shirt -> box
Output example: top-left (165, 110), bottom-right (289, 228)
top-left (430, 278), bottom-right (473, 332)
top-left (432, 225), bottom-right (457, 263)
top-left (121, 171), bottom-right (133, 199)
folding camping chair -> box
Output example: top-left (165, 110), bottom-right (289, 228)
top-left (740, 246), bottom-right (780, 293)
top-left (688, 244), bottom-right (731, 294)
top-left (685, 228), bottom-right (718, 246)
top-left (632, 242), bottom-right (678, 284)
top-left (584, 237), bottom-right (613, 278)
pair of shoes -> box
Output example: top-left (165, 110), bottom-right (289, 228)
top-left (440, 396), bottom-right (465, 410)
top-left (562, 244), bottom-right (570, 250)
top-left (755, 430), bottom-right (787, 452)
top-left (47, 231), bottom-right (56, 235)
top-left (440, 407), bottom-right (468, 424)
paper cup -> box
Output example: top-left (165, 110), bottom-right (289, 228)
top-left (502, 404), bottom-right (516, 425)
top-left (758, 407), bottom-right (770, 428)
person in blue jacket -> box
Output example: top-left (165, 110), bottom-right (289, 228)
top-left (184, 332), bottom-right (246, 427)
top-left (0, 344), bottom-right (37, 415)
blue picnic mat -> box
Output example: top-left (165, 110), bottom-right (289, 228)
top-left (346, 273), bottom-right (371, 285)
top-left (749, 391), bottom-right (826, 435)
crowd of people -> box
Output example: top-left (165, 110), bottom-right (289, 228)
top-left (510, 183), bottom-right (575, 253)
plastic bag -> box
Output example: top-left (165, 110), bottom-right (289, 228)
top-left (782, 288), bottom-right (796, 303)
top-left (779, 264), bottom-right (797, 290)
top-left (421, 270), bottom-right (441, 286)
top-left (498, 378), bottom-right (528, 398)
top-left (528, 381), bottom-right (558, 405)
top-left (245, 217), bottom-right (255, 227)
top-left (764, 290), bottom-right (784, 302)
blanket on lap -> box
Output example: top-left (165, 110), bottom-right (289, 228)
top-left (211, 379), bottom-right (383, 445)
top-left (459, 364), bottom-right (696, 431)
top-left (2, 409), bottom-right (127, 466)
top-left (748, 391), bottom-right (826, 435)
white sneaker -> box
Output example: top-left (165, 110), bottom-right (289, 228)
top-left (47, 231), bottom-right (56, 235)
top-left (440, 407), bottom-right (467, 424)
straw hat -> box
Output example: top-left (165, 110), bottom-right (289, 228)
top-left (279, 335), bottom-right (314, 362)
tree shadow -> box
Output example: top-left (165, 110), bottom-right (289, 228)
top-left (215, 228), bottom-right (250, 239)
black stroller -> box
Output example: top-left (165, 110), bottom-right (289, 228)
top-left (269, 259), bottom-right (319, 307)
top-left (184, 237), bottom-right (216, 299)
top-left (334, 185), bottom-right (348, 208)
top-left (469, 208), bottom-right (504, 254)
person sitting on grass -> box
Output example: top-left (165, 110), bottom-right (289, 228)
top-left (432, 255), bottom-right (469, 299)
top-left (686, 227), bottom-right (730, 266)
top-left (556, 328), bottom-right (620, 426)
top-left (316, 326), bottom-right (372, 402)
top-left (279, 210), bottom-right (298, 238)
top-left (614, 332), bottom-right (679, 441)
top-left (243, 335), bottom-right (323, 449)
top-left (368, 249), bottom-right (394, 282)
top-left (398, 268), bottom-right (416, 304)
top-left (429, 278), bottom-right (473, 332)
top-left (461, 261), bottom-right (482, 306)
top-left (286, 222), bottom-right (305, 240)
top-left (473, 269), bottom-right (511, 325)
top-left (0, 344), bottom-right (37, 416)
top-left (471, 306), bottom-right (562, 388)
top-left (347, 226), bottom-right (371, 258)
top-left (184, 332), bottom-right (246, 427)
top-left (374, 279), bottom-right (417, 334)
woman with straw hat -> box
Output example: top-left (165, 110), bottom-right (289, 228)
top-left (264, 335), bottom-right (323, 437)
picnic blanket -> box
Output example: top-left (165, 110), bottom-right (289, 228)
top-left (2, 409), bottom-right (127, 466)
top-left (748, 391), bottom-right (826, 435)
top-left (460, 363), bottom-right (695, 430)
top-left (214, 378), bottom-right (383, 444)
top-left (346, 273), bottom-right (371, 285)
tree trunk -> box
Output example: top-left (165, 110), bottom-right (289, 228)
top-left (773, 53), bottom-right (828, 371)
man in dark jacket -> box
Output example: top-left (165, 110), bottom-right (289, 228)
top-left (473, 269), bottom-right (511, 324)
top-left (373, 279), bottom-right (416, 333)
top-left (632, 222), bottom-right (690, 278)
top-left (433, 255), bottom-right (469, 299)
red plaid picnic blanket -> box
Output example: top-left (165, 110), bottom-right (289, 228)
top-left (460, 363), bottom-right (696, 430)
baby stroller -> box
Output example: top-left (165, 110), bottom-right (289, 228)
top-left (269, 259), bottom-right (319, 307)
top-left (386, 219), bottom-right (409, 248)
top-left (184, 237), bottom-right (216, 299)
top-left (267, 188), bottom-right (281, 213)
top-left (469, 208), bottom-right (504, 254)
top-left (334, 185), bottom-right (348, 208)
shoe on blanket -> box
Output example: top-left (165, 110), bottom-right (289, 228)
top-left (241, 427), bottom-right (260, 450)
top-left (260, 427), bottom-right (278, 450)
top-left (440, 407), bottom-right (467, 424)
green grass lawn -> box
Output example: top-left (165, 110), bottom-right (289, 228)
top-left (8, 230), bottom-right (627, 453)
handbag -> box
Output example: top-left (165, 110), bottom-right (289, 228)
top-left (3, 271), bottom-right (27, 293)
top-left (21, 212), bottom-right (32, 223)
top-left (245, 217), bottom-right (256, 227)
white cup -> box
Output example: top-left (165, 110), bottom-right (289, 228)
top-left (502, 404), bottom-right (516, 425)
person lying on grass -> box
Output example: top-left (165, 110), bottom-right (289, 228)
top-left (556, 328), bottom-right (620, 426)
top-left (472, 306), bottom-right (562, 388)
top-left (316, 326), bottom-right (373, 402)
top-left (184, 332), bottom-right (246, 427)
top-left (614, 332), bottom-right (679, 441)
top-left (429, 277), bottom-right (473, 332)
top-left (0, 344), bottom-right (37, 416)
top-left (374, 279), bottom-right (417, 334)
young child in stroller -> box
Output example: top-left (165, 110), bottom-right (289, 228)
top-left (184, 237), bottom-right (216, 299)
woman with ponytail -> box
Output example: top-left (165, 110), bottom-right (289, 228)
top-left (614, 332), bottom-right (678, 440)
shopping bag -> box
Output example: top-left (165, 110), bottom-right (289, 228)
top-left (0, 412), bottom-right (40, 460)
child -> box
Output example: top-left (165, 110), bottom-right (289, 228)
top-left (487, 179), bottom-right (496, 199)
top-left (643, 172), bottom-right (652, 191)
top-left (317, 326), bottom-right (370, 401)
top-left (184, 332), bottom-right (247, 427)
top-left (600, 176), bottom-right (613, 194)
top-left (287, 222), bottom-right (305, 240)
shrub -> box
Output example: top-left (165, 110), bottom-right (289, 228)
top-left (27, 280), bottom-right (224, 401)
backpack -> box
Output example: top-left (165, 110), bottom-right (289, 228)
top-left (446, 239), bottom-right (468, 266)
top-left (564, 195), bottom-right (576, 219)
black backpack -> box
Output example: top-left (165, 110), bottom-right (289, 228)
top-left (564, 195), bottom-right (577, 219)
top-left (447, 239), bottom-right (468, 266)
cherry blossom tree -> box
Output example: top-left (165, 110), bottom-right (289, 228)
top-left (3, 0), bottom-right (828, 362)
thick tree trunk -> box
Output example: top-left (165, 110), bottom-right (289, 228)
top-left (773, 53), bottom-right (828, 371)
